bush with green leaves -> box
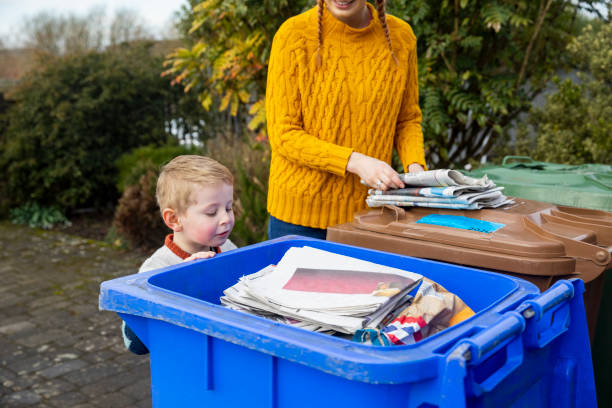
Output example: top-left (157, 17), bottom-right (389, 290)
top-left (0, 42), bottom-right (174, 212)
top-left (166, 0), bottom-right (311, 138)
top-left (9, 203), bottom-right (71, 229)
top-left (507, 22), bottom-right (612, 165)
top-left (115, 144), bottom-right (202, 193)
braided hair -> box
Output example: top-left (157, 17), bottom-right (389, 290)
top-left (316, 0), bottom-right (324, 67)
top-left (316, 0), bottom-right (398, 67)
top-left (375, 0), bottom-right (399, 65)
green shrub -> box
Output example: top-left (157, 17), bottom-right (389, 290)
top-left (9, 202), bottom-right (71, 229)
top-left (116, 144), bottom-right (201, 193)
top-left (498, 22), bottom-right (612, 165)
top-left (0, 43), bottom-right (174, 211)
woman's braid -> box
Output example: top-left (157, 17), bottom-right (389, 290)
top-left (375, 0), bottom-right (399, 65)
top-left (316, 0), bottom-right (324, 67)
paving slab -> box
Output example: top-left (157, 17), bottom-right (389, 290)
top-left (0, 222), bottom-right (151, 407)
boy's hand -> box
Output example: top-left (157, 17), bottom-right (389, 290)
top-left (184, 251), bottom-right (216, 262)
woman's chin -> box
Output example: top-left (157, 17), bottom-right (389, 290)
top-left (330, 0), bottom-right (357, 11)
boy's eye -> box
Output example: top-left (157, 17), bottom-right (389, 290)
top-left (205, 211), bottom-right (217, 216)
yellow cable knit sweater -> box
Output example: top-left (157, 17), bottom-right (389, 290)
top-left (266, 3), bottom-right (426, 229)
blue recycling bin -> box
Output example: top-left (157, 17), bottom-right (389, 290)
top-left (99, 237), bottom-right (596, 407)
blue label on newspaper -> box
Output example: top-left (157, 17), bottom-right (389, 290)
top-left (416, 214), bottom-right (505, 233)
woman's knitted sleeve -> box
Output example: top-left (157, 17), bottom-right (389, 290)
top-left (265, 24), bottom-right (353, 176)
top-left (394, 39), bottom-right (427, 171)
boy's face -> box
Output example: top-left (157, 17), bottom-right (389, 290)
top-left (176, 183), bottom-right (235, 253)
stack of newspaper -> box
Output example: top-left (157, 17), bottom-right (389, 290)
top-left (366, 169), bottom-right (514, 210)
top-left (221, 246), bottom-right (424, 335)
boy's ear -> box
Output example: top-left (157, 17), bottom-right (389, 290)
top-left (162, 208), bottom-right (182, 232)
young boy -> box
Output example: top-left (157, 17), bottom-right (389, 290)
top-left (123, 155), bottom-right (237, 354)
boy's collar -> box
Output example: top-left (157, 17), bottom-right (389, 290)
top-left (165, 234), bottom-right (191, 259)
top-left (164, 234), bottom-right (221, 259)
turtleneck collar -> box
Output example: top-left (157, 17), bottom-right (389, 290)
top-left (321, 2), bottom-right (379, 39)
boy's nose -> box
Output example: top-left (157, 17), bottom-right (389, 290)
top-left (219, 209), bottom-right (232, 224)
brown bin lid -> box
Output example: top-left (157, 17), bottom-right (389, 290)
top-left (331, 198), bottom-right (611, 282)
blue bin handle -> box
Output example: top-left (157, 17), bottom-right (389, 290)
top-left (459, 311), bottom-right (526, 394)
top-left (444, 280), bottom-right (577, 399)
top-left (516, 280), bottom-right (574, 349)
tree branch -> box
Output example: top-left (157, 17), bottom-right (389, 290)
top-left (439, 48), bottom-right (456, 75)
top-left (516, 0), bottom-right (554, 89)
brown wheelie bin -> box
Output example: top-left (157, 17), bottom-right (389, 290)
top-left (327, 198), bottom-right (612, 340)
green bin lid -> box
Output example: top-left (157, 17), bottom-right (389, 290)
top-left (467, 156), bottom-right (612, 211)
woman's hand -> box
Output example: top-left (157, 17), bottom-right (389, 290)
top-left (346, 152), bottom-right (404, 191)
top-left (408, 163), bottom-right (425, 173)
top-left (184, 251), bottom-right (216, 262)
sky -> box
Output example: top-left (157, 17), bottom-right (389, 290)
top-left (0, 0), bottom-right (188, 45)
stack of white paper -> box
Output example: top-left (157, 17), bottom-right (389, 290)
top-left (220, 246), bottom-right (423, 334)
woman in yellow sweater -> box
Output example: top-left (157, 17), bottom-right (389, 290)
top-left (266, 0), bottom-right (426, 239)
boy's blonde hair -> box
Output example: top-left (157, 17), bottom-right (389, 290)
top-left (156, 155), bottom-right (233, 215)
